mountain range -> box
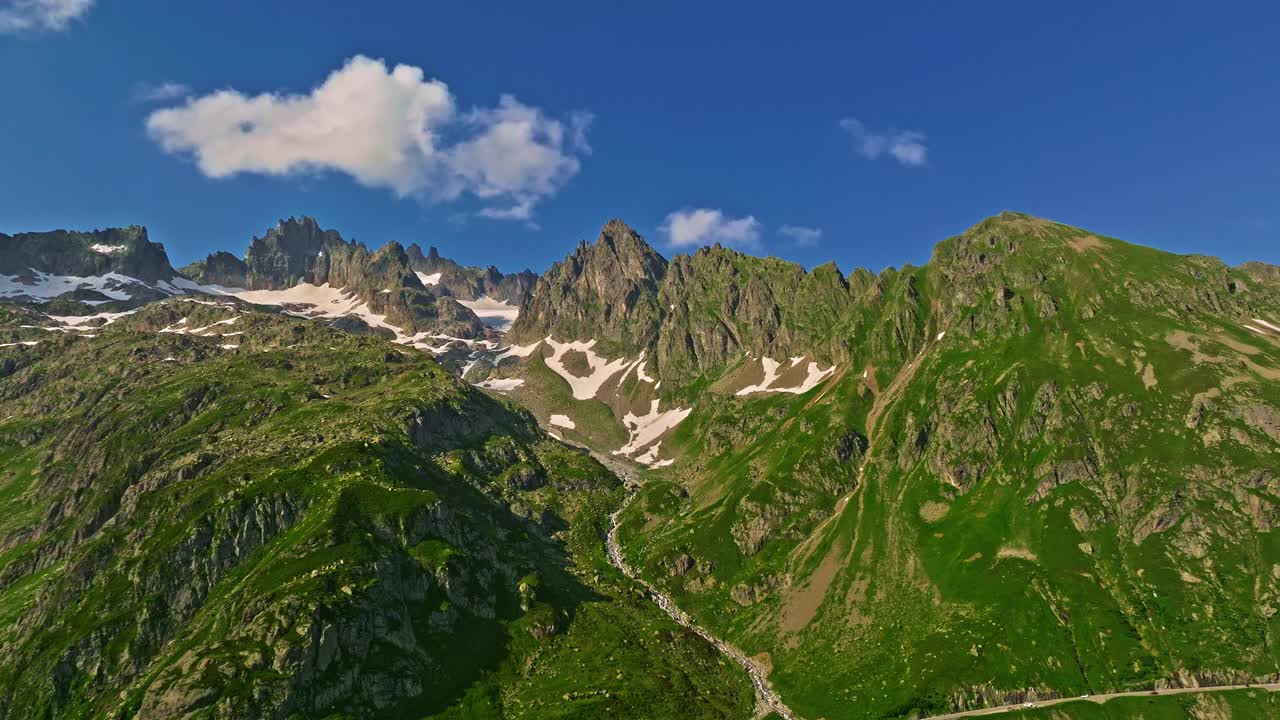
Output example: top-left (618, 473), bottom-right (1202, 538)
top-left (1, 212), bottom-right (1278, 719)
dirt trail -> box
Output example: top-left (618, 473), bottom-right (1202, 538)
top-left (925, 683), bottom-right (1280, 719)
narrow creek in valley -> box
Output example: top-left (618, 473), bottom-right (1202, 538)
top-left (600, 457), bottom-right (798, 720)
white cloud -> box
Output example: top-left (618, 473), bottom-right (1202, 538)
top-left (839, 117), bottom-right (928, 167)
top-left (145, 55), bottom-right (590, 220)
top-left (131, 82), bottom-right (192, 103)
top-left (779, 224), bottom-right (822, 247)
top-left (0, 0), bottom-right (92, 32)
top-left (661, 208), bottom-right (762, 250)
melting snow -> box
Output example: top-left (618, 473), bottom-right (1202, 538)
top-left (736, 356), bottom-right (836, 396)
top-left (0, 341), bottom-right (39, 348)
top-left (936, 331), bottom-right (946, 340)
top-left (458, 296), bottom-right (519, 331)
top-left (493, 340), bottom-right (541, 365)
top-left (613, 400), bottom-right (692, 462)
top-left (549, 414), bottom-right (576, 430)
top-left (474, 377), bottom-right (525, 391)
top-left (1246, 318), bottom-right (1280, 335)
top-left (544, 338), bottom-right (634, 400)
top-left (46, 309), bottom-right (138, 328)
top-left (89, 244), bottom-right (126, 254)
top-left (0, 270), bottom-right (144, 302)
top-left (415, 271), bottom-right (442, 286)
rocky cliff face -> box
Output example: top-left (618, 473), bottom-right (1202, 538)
top-left (0, 226), bottom-right (177, 282)
top-left (406, 244), bottom-right (538, 305)
top-left (507, 219), bottom-right (668, 353)
top-left (182, 217), bottom-right (487, 339)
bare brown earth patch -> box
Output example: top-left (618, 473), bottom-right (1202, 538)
top-left (996, 545), bottom-right (1039, 562)
top-left (559, 349), bottom-right (592, 377)
top-left (1067, 234), bottom-right (1107, 253)
top-left (718, 355), bottom-right (766, 395)
top-left (771, 358), bottom-right (812, 389)
top-left (779, 536), bottom-right (847, 634)
top-left (919, 501), bottom-right (949, 523)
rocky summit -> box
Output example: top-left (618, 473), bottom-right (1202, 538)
top-left (1, 212), bottom-right (1279, 720)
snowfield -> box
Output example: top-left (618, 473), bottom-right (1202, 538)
top-left (473, 377), bottom-right (524, 391)
top-left (549, 414), bottom-right (576, 430)
top-left (736, 356), bottom-right (836, 396)
top-left (457, 296), bottom-right (520, 331)
top-left (415, 271), bottom-right (441, 286)
top-left (544, 337), bottom-right (634, 400)
top-left (0, 271), bottom-right (157, 302)
top-left (612, 399), bottom-right (692, 466)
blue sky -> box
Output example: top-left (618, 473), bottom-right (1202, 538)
top-left (1, 1), bottom-right (1277, 274)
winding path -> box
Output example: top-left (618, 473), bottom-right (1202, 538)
top-left (600, 462), bottom-right (798, 720)
top-left (924, 682), bottom-right (1280, 719)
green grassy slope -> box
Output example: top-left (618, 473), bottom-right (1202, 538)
top-left (0, 300), bottom-right (752, 719)
top-left (613, 214), bottom-right (1280, 719)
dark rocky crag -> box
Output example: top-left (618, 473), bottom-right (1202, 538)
top-left (406, 244), bottom-right (538, 305)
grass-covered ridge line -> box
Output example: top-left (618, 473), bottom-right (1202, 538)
top-left (0, 302), bottom-right (752, 719)
top-left (607, 213), bottom-right (1280, 719)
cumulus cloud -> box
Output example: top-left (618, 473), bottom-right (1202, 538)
top-left (131, 82), bottom-right (192, 103)
top-left (661, 208), bottom-right (762, 250)
top-left (839, 117), bottom-right (928, 167)
top-left (779, 224), bottom-right (822, 247)
top-left (145, 55), bottom-right (590, 220)
top-left (0, 0), bottom-right (93, 32)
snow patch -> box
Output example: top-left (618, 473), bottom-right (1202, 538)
top-left (493, 340), bottom-right (541, 364)
top-left (89, 244), bottom-right (126, 254)
top-left (549, 414), bottom-right (576, 430)
top-left (936, 331), bottom-right (946, 340)
top-left (415, 271), bottom-right (442, 286)
top-left (0, 341), bottom-right (39, 348)
top-left (474, 377), bottom-right (525, 391)
top-left (458, 296), bottom-right (519, 332)
top-left (736, 356), bottom-right (836, 396)
top-left (544, 337), bottom-right (633, 400)
top-left (1248, 318), bottom-right (1280, 334)
top-left (46, 309), bottom-right (138, 328)
top-left (612, 399), bottom-right (692, 464)
top-left (0, 270), bottom-right (145, 302)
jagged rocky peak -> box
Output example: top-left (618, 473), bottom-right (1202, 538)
top-left (0, 225), bottom-right (177, 282)
top-left (242, 215), bottom-right (349, 290)
top-left (506, 218), bottom-right (667, 349)
top-left (405, 242), bottom-right (538, 304)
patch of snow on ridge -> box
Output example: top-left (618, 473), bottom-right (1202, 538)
top-left (0, 271), bottom-right (145, 302)
top-left (0, 341), bottom-right (39, 348)
top-left (613, 400), bottom-right (692, 464)
top-left (493, 340), bottom-right (541, 365)
top-left (90, 244), bottom-right (126, 254)
top-left (549, 414), bottom-right (576, 430)
top-left (736, 356), bottom-right (836, 396)
top-left (474, 378), bottom-right (524, 391)
top-left (415, 271), bottom-right (442, 286)
top-left (458, 296), bottom-right (519, 331)
top-left (544, 337), bottom-right (634, 400)
top-left (936, 331), bottom-right (946, 340)
top-left (46, 309), bottom-right (138, 328)
top-left (1247, 318), bottom-right (1280, 335)
top-left (635, 353), bottom-right (656, 383)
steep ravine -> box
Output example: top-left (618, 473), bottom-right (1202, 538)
top-left (599, 455), bottom-right (798, 720)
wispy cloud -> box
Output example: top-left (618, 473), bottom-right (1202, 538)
top-left (661, 208), bottom-right (762, 250)
top-left (131, 82), bottom-right (191, 104)
top-left (145, 55), bottom-right (591, 221)
top-left (0, 0), bottom-right (93, 33)
top-left (839, 117), bottom-right (927, 167)
top-left (779, 224), bottom-right (822, 247)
